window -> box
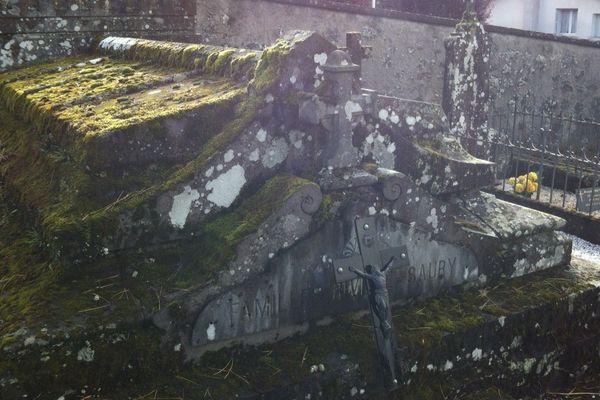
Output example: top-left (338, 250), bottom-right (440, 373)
top-left (594, 14), bottom-right (600, 37)
top-left (556, 9), bottom-right (578, 34)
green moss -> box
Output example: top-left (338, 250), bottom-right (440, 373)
top-left (415, 136), bottom-right (444, 153)
top-left (209, 175), bottom-right (312, 242)
top-left (463, 388), bottom-right (516, 399)
top-left (0, 58), bottom-right (247, 151)
top-left (0, 174), bottom-right (312, 337)
top-left (316, 194), bottom-right (334, 223)
top-left (102, 38), bottom-right (259, 80)
top-left (251, 39), bottom-right (291, 93)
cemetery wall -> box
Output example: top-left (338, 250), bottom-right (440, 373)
top-left (197, 0), bottom-right (600, 119)
top-left (0, 0), bottom-right (196, 71)
top-left (196, 0), bottom-right (454, 104)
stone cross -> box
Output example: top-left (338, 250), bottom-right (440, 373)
top-left (333, 217), bottom-right (409, 283)
top-left (332, 216), bottom-right (409, 391)
top-left (321, 49), bottom-right (362, 168)
top-left (466, 0), bottom-right (476, 13)
top-left (344, 32), bottom-right (372, 93)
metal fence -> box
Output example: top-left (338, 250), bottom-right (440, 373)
top-left (463, 96), bottom-right (600, 217)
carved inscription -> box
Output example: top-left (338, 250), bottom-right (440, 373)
top-left (333, 277), bottom-right (366, 299)
top-left (407, 257), bottom-right (458, 283)
top-left (227, 292), bottom-right (277, 326)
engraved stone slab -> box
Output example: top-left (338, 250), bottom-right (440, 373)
top-left (191, 217), bottom-right (478, 348)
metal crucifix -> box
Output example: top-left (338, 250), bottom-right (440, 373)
top-left (332, 216), bottom-right (410, 391)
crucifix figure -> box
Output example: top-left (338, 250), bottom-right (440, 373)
top-left (349, 256), bottom-right (395, 338)
top-left (332, 216), bottom-right (410, 391)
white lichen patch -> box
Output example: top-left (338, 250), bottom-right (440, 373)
top-left (77, 342), bottom-right (95, 362)
top-left (261, 138), bottom-right (289, 168)
top-left (425, 208), bottom-right (438, 230)
top-left (288, 130), bottom-right (306, 150)
top-left (206, 323), bottom-right (216, 341)
top-left (419, 170), bottom-right (432, 185)
top-left (313, 52), bottom-right (328, 66)
top-left (498, 316), bottom-right (506, 327)
top-left (471, 348), bottom-right (483, 361)
top-left (344, 101), bottom-right (362, 121)
top-left (169, 185), bottom-right (200, 229)
top-left (224, 149), bottom-right (235, 163)
top-left (23, 336), bottom-right (36, 346)
top-left (99, 36), bottom-right (139, 51)
top-left (205, 165), bottom-right (246, 208)
top-left (378, 109), bottom-right (389, 121)
top-left (442, 360), bottom-right (454, 371)
top-left (249, 148), bottom-right (260, 162)
top-left (256, 128), bottom-right (267, 143)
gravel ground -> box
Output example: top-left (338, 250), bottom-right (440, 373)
top-left (495, 180), bottom-right (600, 218)
top-left (566, 233), bottom-right (600, 266)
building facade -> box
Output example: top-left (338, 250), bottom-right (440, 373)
top-left (488, 0), bottom-right (600, 39)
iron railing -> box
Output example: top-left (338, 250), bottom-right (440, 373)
top-left (461, 96), bottom-right (600, 217)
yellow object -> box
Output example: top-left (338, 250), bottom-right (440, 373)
top-left (527, 172), bottom-right (538, 182)
top-left (526, 181), bottom-right (537, 193)
top-left (508, 172), bottom-right (538, 193)
top-left (515, 183), bottom-right (525, 193)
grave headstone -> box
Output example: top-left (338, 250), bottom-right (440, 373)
top-left (576, 186), bottom-right (600, 213)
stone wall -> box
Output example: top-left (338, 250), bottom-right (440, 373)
top-left (0, 0), bottom-right (196, 71)
top-left (488, 31), bottom-right (600, 117)
top-left (196, 0), bottom-right (600, 119)
top-left (196, 0), bottom-right (454, 104)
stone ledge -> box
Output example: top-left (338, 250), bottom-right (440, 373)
top-left (2, 258), bottom-right (598, 399)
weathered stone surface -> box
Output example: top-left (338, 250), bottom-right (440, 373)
top-left (0, 31), bottom-right (336, 261)
top-left (366, 96), bottom-right (496, 195)
top-left (317, 167), bottom-right (378, 192)
top-left (118, 120), bottom-right (297, 246)
top-left (443, 13), bottom-right (491, 148)
top-left (187, 166), bottom-right (571, 350)
top-left (191, 208), bottom-right (479, 348)
top-left (0, 38), bottom-right (257, 171)
top-left (461, 191), bottom-right (566, 240)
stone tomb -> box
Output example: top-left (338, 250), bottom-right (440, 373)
top-left (0, 30), bottom-right (569, 350)
top-left (0, 25), bottom-right (575, 398)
